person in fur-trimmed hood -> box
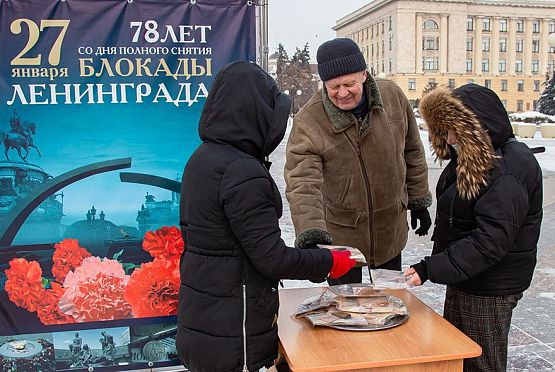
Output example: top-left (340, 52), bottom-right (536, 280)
top-left (284, 38), bottom-right (432, 284)
top-left (404, 84), bottom-right (543, 372)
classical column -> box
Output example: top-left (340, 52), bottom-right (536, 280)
top-left (508, 18), bottom-right (516, 75)
top-left (473, 16), bottom-right (483, 74)
top-left (491, 17), bottom-right (500, 75)
top-left (415, 13), bottom-right (423, 73)
top-left (540, 19), bottom-right (550, 74)
top-left (440, 14), bottom-right (448, 73)
top-left (524, 18), bottom-right (533, 75)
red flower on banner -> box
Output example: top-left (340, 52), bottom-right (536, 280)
top-left (36, 282), bottom-right (76, 325)
top-left (59, 257), bottom-right (132, 322)
top-left (124, 259), bottom-right (180, 317)
top-left (52, 238), bottom-right (92, 283)
top-left (142, 226), bottom-right (184, 263)
top-left (5, 258), bottom-right (45, 312)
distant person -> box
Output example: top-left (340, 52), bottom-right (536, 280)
top-left (285, 38), bottom-right (431, 284)
top-left (176, 61), bottom-right (355, 372)
top-left (404, 85), bottom-right (543, 371)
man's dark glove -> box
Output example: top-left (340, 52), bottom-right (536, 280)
top-left (295, 228), bottom-right (332, 249)
top-left (410, 208), bottom-right (432, 236)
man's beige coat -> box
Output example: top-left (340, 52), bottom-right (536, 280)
top-left (285, 75), bottom-right (430, 266)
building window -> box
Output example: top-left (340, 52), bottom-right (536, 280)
top-left (499, 19), bottom-right (507, 32)
top-left (533, 100), bottom-right (538, 111)
top-left (424, 19), bottom-right (438, 29)
top-left (516, 39), bottom-right (523, 53)
top-left (516, 20), bottom-right (524, 33)
top-left (550, 21), bottom-right (555, 34)
top-left (532, 20), bottom-right (540, 33)
top-left (532, 40), bottom-right (540, 53)
top-left (382, 40), bottom-right (385, 56)
top-left (382, 60), bottom-right (385, 73)
top-left (534, 80), bottom-right (540, 91)
top-left (499, 38), bottom-right (507, 52)
top-left (499, 59), bottom-right (506, 72)
top-left (408, 79), bottom-right (416, 91)
top-left (371, 25), bottom-right (374, 37)
top-left (448, 79), bottom-right (456, 89)
top-left (467, 17), bottom-right (474, 31)
top-left (484, 79), bottom-right (492, 89)
top-left (389, 58), bottom-right (392, 73)
top-left (466, 58), bottom-right (473, 72)
top-left (517, 80), bottom-right (524, 91)
top-left (482, 18), bottom-right (491, 31)
top-left (515, 59), bottom-right (523, 72)
top-left (501, 100), bottom-right (507, 108)
top-left (389, 16), bottom-right (392, 30)
top-left (423, 57), bottom-right (439, 70)
top-left (482, 59), bottom-right (489, 72)
top-left (501, 80), bottom-right (508, 91)
top-left (482, 38), bottom-right (490, 52)
top-left (424, 36), bottom-right (437, 50)
top-left (517, 100), bottom-right (523, 112)
top-left (382, 21), bottom-right (385, 34)
top-left (468, 79), bottom-right (475, 84)
top-left (466, 37), bottom-right (473, 51)
top-left (389, 35), bottom-right (392, 51)
top-left (532, 60), bottom-right (539, 73)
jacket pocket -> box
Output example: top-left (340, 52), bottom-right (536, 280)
top-left (338, 175), bottom-right (351, 205)
top-left (325, 203), bottom-right (362, 227)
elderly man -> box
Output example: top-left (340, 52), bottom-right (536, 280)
top-left (285, 38), bottom-right (432, 284)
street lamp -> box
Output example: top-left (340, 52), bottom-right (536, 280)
top-left (284, 89), bottom-right (302, 117)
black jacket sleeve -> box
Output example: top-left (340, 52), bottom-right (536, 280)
top-left (220, 158), bottom-right (333, 281)
top-left (425, 174), bottom-right (529, 285)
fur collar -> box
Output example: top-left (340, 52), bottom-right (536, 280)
top-left (321, 72), bottom-right (383, 133)
top-left (419, 87), bottom-right (497, 200)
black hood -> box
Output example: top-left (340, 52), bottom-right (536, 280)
top-left (198, 61), bottom-right (291, 159)
top-left (451, 84), bottom-right (513, 149)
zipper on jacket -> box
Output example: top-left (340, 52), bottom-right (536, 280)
top-left (242, 283), bottom-right (249, 372)
top-left (345, 130), bottom-right (375, 264)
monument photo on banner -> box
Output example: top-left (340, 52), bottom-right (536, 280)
top-left (0, 0), bottom-right (257, 370)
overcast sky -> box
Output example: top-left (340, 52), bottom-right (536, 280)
top-left (268, 0), bottom-right (369, 62)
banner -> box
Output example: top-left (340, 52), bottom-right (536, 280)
top-left (0, 0), bottom-right (256, 370)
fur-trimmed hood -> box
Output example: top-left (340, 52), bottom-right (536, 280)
top-left (419, 85), bottom-right (512, 200)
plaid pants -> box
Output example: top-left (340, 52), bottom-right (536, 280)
top-left (443, 286), bottom-right (522, 372)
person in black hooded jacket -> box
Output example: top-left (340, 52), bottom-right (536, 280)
top-left (176, 61), bottom-right (356, 372)
top-left (404, 84), bottom-right (543, 372)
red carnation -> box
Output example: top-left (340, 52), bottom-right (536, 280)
top-left (5, 258), bottom-right (45, 312)
top-left (142, 226), bottom-right (184, 264)
top-left (124, 259), bottom-right (180, 318)
top-left (52, 239), bottom-right (92, 283)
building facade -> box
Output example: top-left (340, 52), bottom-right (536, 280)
top-left (334, 0), bottom-right (555, 112)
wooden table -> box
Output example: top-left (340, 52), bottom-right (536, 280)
top-left (278, 287), bottom-right (481, 372)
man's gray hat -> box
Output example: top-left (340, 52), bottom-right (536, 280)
top-left (316, 38), bottom-right (367, 82)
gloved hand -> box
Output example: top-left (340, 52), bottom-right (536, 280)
top-left (295, 228), bottom-right (332, 249)
top-left (410, 208), bottom-right (432, 236)
top-left (328, 250), bottom-right (356, 279)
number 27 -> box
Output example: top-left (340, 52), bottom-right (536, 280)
top-left (10, 19), bottom-right (70, 66)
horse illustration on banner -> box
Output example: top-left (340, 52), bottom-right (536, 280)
top-left (1, 110), bottom-right (41, 162)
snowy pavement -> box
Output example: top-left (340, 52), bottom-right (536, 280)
top-left (270, 119), bottom-right (555, 371)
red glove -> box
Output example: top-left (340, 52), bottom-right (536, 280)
top-left (328, 250), bottom-right (356, 279)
